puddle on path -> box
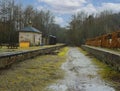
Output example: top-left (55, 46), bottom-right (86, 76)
top-left (48, 47), bottom-right (115, 91)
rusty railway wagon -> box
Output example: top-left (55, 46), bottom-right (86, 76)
top-left (85, 30), bottom-right (120, 48)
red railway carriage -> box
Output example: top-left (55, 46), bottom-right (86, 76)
top-left (85, 30), bottom-right (120, 49)
top-left (102, 34), bottom-right (112, 48)
top-left (117, 31), bottom-right (120, 48)
top-left (101, 34), bottom-right (107, 48)
top-left (111, 31), bottom-right (120, 48)
top-left (86, 37), bottom-right (101, 47)
top-left (95, 36), bottom-right (102, 47)
top-left (85, 39), bottom-right (94, 46)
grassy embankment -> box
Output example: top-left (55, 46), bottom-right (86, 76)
top-left (0, 44), bottom-right (63, 53)
top-left (79, 47), bottom-right (120, 91)
top-left (0, 47), bottom-right (68, 91)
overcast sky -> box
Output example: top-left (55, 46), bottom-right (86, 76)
top-left (19, 0), bottom-right (120, 27)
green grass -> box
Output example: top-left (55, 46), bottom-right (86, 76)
top-left (0, 47), bottom-right (69, 91)
top-left (58, 47), bottom-right (69, 56)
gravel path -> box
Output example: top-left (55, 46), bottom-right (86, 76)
top-left (48, 47), bottom-right (115, 91)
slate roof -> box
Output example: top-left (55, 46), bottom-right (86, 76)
top-left (20, 26), bottom-right (42, 33)
top-left (49, 35), bottom-right (56, 38)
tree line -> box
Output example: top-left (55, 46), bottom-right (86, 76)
top-left (0, 0), bottom-right (120, 46)
top-left (0, 0), bottom-right (66, 44)
top-left (67, 11), bottom-right (120, 46)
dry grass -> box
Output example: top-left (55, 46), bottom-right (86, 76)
top-left (78, 47), bottom-right (88, 55)
top-left (0, 44), bottom-right (64, 53)
top-left (0, 47), bottom-right (68, 91)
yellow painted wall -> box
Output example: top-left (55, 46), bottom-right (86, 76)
top-left (20, 42), bottom-right (30, 48)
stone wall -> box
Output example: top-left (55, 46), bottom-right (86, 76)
top-left (0, 44), bottom-right (65, 68)
top-left (81, 45), bottom-right (120, 71)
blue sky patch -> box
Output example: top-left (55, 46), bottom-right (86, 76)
top-left (18, 0), bottom-right (120, 27)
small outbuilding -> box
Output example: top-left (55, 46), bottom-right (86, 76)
top-left (19, 26), bottom-right (42, 47)
top-left (42, 35), bottom-right (57, 45)
top-left (49, 35), bottom-right (56, 45)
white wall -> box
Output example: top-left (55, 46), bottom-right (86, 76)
top-left (19, 32), bottom-right (42, 46)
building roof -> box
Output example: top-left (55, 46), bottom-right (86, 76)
top-left (49, 35), bottom-right (56, 38)
top-left (20, 26), bottom-right (42, 33)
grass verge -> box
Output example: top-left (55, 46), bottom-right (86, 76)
top-left (0, 44), bottom-right (64, 53)
top-left (0, 47), bottom-right (69, 91)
